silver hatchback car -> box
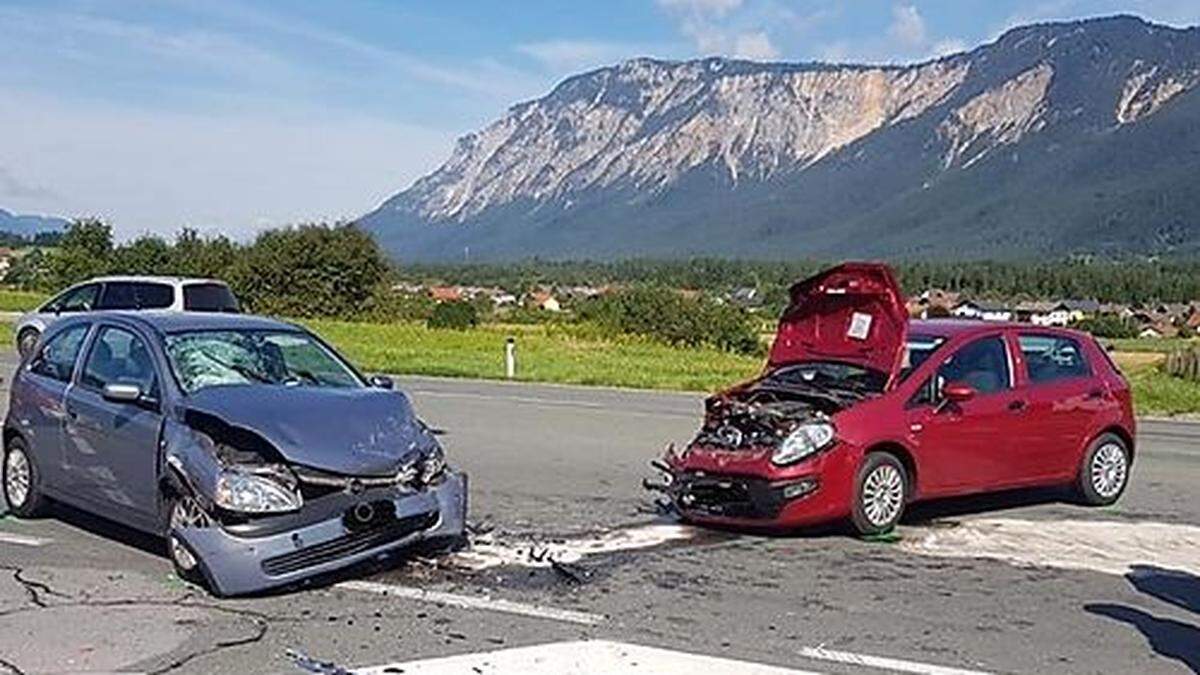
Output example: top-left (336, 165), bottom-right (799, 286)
top-left (15, 276), bottom-right (240, 358)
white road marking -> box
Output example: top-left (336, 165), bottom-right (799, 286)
top-left (798, 647), bottom-right (993, 675)
top-left (447, 523), bottom-right (698, 571)
top-left (354, 640), bottom-right (819, 674)
top-left (901, 517), bottom-right (1200, 576)
top-left (0, 531), bottom-right (51, 547)
top-left (336, 580), bottom-right (606, 626)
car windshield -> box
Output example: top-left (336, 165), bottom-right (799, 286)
top-left (899, 334), bottom-right (947, 381)
top-left (165, 329), bottom-right (362, 393)
top-left (762, 361), bottom-right (888, 394)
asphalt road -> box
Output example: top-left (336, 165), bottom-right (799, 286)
top-left (1, 359), bottom-right (1199, 674)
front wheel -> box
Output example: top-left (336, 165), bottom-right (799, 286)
top-left (166, 492), bottom-right (213, 590)
top-left (1076, 433), bottom-right (1131, 506)
top-left (3, 437), bottom-right (46, 517)
top-left (851, 453), bottom-right (908, 536)
top-left (16, 328), bottom-right (39, 360)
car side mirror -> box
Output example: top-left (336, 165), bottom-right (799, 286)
top-left (102, 382), bottom-right (143, 403)
top-left (368, 375), bottom-right (394, 389)
top-left (944, 382), bottom-right (977, 403)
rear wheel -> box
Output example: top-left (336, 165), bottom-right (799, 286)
top-left (851, 453), bottom-right (908, 536)
top-left (1076, 433), bottom-right (1130, 506)
top-left (166, 492), bottom-right (212, 589)
top-left (16, 328), bottom-right (39, 360)
top-left (3, 437), bottom-right (46, 517)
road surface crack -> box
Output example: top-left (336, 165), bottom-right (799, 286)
top-left (0, 565), bottom-right (71, 608)
top-left (0, 655), bottom-right (26, 675)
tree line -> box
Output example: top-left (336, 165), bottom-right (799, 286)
top-left (5, 219), bottom-right (392, 319)
top-left (404, 257), bottom-right (1200, 306)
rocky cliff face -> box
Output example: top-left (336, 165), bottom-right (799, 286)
top-left (362, 15), bottom-right (1200, 261)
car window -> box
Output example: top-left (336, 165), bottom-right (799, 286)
top-left (183, 283), bottom-right (239, 312)
top-left (47, 284), bottom-right (100, 313)
top-left (30, 324), bottom-right (90, 382)
top-left (1019, 334), bottom-right (1091, 384)
top-left (899, 334), bottom-right (946, 382)
top-left (938, 336), bottom-right (1011, 395)
top-left (81, 326), bottom-right (159, 395)
top-left (96, 282), bottom-right (175, 310)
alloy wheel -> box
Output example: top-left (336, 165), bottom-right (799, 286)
top-left (4, 448), bottom-right (31, 509)
top-left (169, 496), bottom-right (211, 572)
top-left (862, 464), bottom-right (904, 527)
top-left (1090, 443), bottom-right (1128, 499)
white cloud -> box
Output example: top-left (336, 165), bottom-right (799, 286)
top-left (733, 31), bottom-right (780, 60)
top-left (0, 90), bottom-right (453, 240)
top-left (656, 0), bottom-right (744, 18)
top-left (888, 5), bottom-right (928, 48)
top-left (516, 39), bottom-right (669, 73)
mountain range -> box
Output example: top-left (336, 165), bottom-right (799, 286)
top-left (0, 209), bottom-right (67, 238)
top-left (360, 15), bottom-right (1200, 261)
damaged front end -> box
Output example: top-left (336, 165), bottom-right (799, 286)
top-left (162, 390), bottom-right (466, 597)
top-left (647, 378), bottom-right (846, 521)
top-left (647, 263), bottom-right (906, 526)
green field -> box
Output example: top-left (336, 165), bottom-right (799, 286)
top-left (304, 319), bottom-right (761, 392)
top-left (0, 289), bottom-right (46, 312)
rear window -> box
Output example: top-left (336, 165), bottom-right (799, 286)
top-left (1019, 334), bottom-right (1092, 383)
top-left (183, 283), bottom-right (240, 312)
top-left (97, 282), bottom-right (174, 310)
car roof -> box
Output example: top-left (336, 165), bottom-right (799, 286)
top-left (74, 275), bottom-right (227, 286)
top-left (909, 318), bottom-right (1087, 339)
top-left (61, 311), bottom-right (301, 335)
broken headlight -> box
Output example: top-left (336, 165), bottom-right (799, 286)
top-left (772, 422), bottom-right (835, 466)
top-left (214, 468), bottom-right (303, 513)
top-left (420, 444), bottom-right (447, 485)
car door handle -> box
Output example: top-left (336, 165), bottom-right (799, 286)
top-left (1086, 389), bottom-right (1104, 400)
top-left (1008, 400), bottom-right (1027, 412)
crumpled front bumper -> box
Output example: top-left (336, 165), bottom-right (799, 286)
top-left (177, 471), bottom-right (467, 596)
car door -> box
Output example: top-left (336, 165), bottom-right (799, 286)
top-left (62, 324), bottom-right (163, 528)
top-left (1013, 332), bottom-right (1106, 481)
top-left (905, 334), bottom-right (1027, 494)
top-left (18, 323), bottom-right (92, 493)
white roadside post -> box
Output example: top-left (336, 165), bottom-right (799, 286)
top-left (505, 336), bottom-right (516, 379)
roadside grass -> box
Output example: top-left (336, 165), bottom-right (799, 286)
top-left (304, 319), bottom-right (762, 393)
top-left (0, 289), bottom-right (45, 313)
top-left (1104, 337), bottom-right (1198, 353)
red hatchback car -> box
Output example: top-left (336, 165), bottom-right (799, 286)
top-left (652, 263), bottom-right (1135, 535)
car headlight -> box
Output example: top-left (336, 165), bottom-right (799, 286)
top-left (772, 422), bottom-right (836, 466)
top-left (214, 468), bottom-right (302, 513)
top-left (420, 444), bottom-right (447, 484)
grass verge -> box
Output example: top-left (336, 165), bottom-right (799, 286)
top-left (0, 289), bottom-right (46, 313)
top-left (305, 319), bottom-right (761, 393)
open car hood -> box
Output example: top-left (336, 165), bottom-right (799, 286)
top-left (184, 385), bottom-right (428, 477)
top-left (767, 262), bottom-right (908, 382)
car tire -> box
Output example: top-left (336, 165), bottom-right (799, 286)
top-left (165, 492), bottom-right (214, 591)
top-left (1076, 433), bottom-right (1131, 506)
top-left (851, 452), bottom-right (908, 536)
top-left (16, 328), bottom-right (39, 360)
top-left (3, 437), bottom-right (46, 517)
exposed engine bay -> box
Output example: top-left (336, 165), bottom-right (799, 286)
top-left (647, 361), bottom-right (884, 519)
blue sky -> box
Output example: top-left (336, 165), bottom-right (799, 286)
top-left (2, 0), bottom-right (1199, 239)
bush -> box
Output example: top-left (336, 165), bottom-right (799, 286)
top-left (1073, 314), bottom-right (1139, 339)
top-left (577, 286), bottom-right (761, 355)
top-left (1164, 347), bottom-right (1200, 382)
top-left (427, 301), bottom-right (478, 330)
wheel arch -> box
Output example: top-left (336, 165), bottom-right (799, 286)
top-left (863, 441), bottom-right (919, 498)
top-left (1096, 425), bottom-right (1136, 463)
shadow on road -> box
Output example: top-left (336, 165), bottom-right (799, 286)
top-left (902, 485), bottom-right (1068, 523)
top-left (1086, 565), bottom-right (1200, 674)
